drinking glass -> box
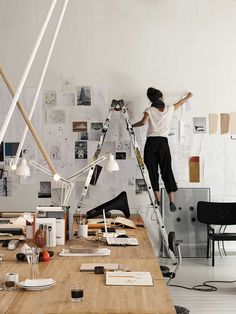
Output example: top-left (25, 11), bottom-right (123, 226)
top-left (71, 284), bottom-right (84, 302)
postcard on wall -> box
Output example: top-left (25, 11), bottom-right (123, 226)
top-left (75, 141), bottom-right (88, 159)
top-left (135, 178), bottom-right (147, 195)
top-left (89, 122), bottom-right (103, 141)
top-left (193, 117), bottom-right (206, 133)
top-left (43, 90), bottom-right (57, 107)
top-left (73, 121), bottom-right (87, 132)
top-left (76, 86), bottom-right (91, 106)
top-left (38, 181), bottom-right (51, 198)
top-left (47, 109), bottom-right (66, 124)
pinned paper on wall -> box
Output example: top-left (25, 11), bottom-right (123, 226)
top-left (38, 181), bottom-right (51, 198)
top-left (62, 93), bottom-right (75, 106)
top-left (220, 113), bottom-right (229, 134)
top-left (229, 112), bottom-right (236, 134)
top-left (89, 122), bottom-right (103, 141)
top-left (75, 141), bottom-right (87, 159)
top-left (76, 86), bottom-right (91, 106)
top-left (189, 156), bottom-right (200, 182)
top-left (0, 169), bottom-right (12, 197)
top-left (208, 113), bottom-right (218, 134)
top-left (193, 117), bottom-right (206, 133)
top-left (93, 85), bottom-right (107, 107)
top-left (43, 90), bottom-right (57, 107)
top-left (62, 76), bottom-right (76, 94)
top-left (47, 109), bottom-right (66, 124)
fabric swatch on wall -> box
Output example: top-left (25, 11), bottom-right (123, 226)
top-left (208, 113), bottom-right (218, 134)
top-left (229, 112), bottom-right (236, 134)
top-left (220, 113), bottom-right (229, 134)
top-left (189, 156), bottom-right (200, 182)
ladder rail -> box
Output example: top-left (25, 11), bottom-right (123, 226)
top-left (76, 99), bottom-right (176, 264)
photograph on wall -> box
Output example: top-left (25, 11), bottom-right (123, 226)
top-left (116, 152), bottom-right (126, 160)
top-left (135, 178), bottom-right (148, 195)
top-left (76, 86), bottom-right (91, 106)
top-left (38, 181), bottom-right (51, 198)
top-left (43, 90), bottom-right (57, 107)
top-left (47, 109), bottom-right (66, 124)
top-left (62, 93), bottom-right (75, 106)
top-left (75, 141), bottom-right (87, 159)
top-left (4, 142), bottom-right (21, 157)
top-left (78, 132), bottom-right (88, 140)
top-left (89, 122), bottom-right (103, 141)
top-left (193, 117), bottom-right (206, 133)
top-left (73, 121), bottom-right (87, 132)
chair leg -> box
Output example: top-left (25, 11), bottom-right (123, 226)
top-left (212, 240), bottom-right (215, 266)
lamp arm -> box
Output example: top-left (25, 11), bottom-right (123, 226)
top-left (0, 0), bottom-right (57, 145)
top-left (66, 154), bottom-right (109, 181)
top-left (12, 0), bottom-right (69, 169)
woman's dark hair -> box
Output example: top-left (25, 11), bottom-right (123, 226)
top-left (151, 99), bottom-right (165, 109)
top-left (147, 87), bottom-right (163, 102)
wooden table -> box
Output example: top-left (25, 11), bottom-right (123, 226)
top-left (0, 223), bottom-right (176, 314)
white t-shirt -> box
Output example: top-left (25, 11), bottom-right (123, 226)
top-left (144, 105), bottom-right (174, 137)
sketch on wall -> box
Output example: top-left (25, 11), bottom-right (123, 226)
top-left (47, 109), bottom-right (66, 124)
top-left (62, 93), bottom-right (75, 106)
top-left (43, 90), bottom-right (57, 107)
top-left (76, 86), bottom-right (91, 106)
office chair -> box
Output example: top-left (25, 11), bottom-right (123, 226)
top-left (197, 201), bottom-right (236, 266)
top-left (161, 232), bottom-right (190, 314)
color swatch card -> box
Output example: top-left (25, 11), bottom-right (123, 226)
top-left (189, 156), bottom-right (200, 182)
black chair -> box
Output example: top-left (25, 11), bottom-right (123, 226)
top-left (197, 201), bottom-right (236, 266)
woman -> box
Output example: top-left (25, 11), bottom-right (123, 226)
top-left (132, 88), bottom-right (193, 211)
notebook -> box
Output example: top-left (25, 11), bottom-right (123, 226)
top-left (103, 210), bottom-right (138, 246)
top-left (106, 271), bottom-right (153, 286)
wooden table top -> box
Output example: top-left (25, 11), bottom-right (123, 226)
top-left (0, 221), bottom-right (176, 314)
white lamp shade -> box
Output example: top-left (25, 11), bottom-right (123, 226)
top-left (16, 158), bottom-right (30, 177)
top-left (104, 154), bottom-right (119, 172)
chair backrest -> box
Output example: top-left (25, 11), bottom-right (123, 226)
top-left (197, 201), bottom-right (236, 225)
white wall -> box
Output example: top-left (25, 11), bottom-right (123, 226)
top-left (1, 0), bottom-right (236, 251)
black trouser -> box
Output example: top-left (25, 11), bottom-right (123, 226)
top-left (144, 136), bottom-right (178, 194)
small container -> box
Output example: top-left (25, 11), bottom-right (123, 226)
top-left (71, 284), bottom-right (84, 302)
top-left (77, 224), bottom-right (88, 238)
top-left (4, 273), bottom-right (19, 290)
top-left (94, 266), bottom-right (104, 274)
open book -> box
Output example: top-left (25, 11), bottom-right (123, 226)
top-left (87, 216), bottom-right (137, 229)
